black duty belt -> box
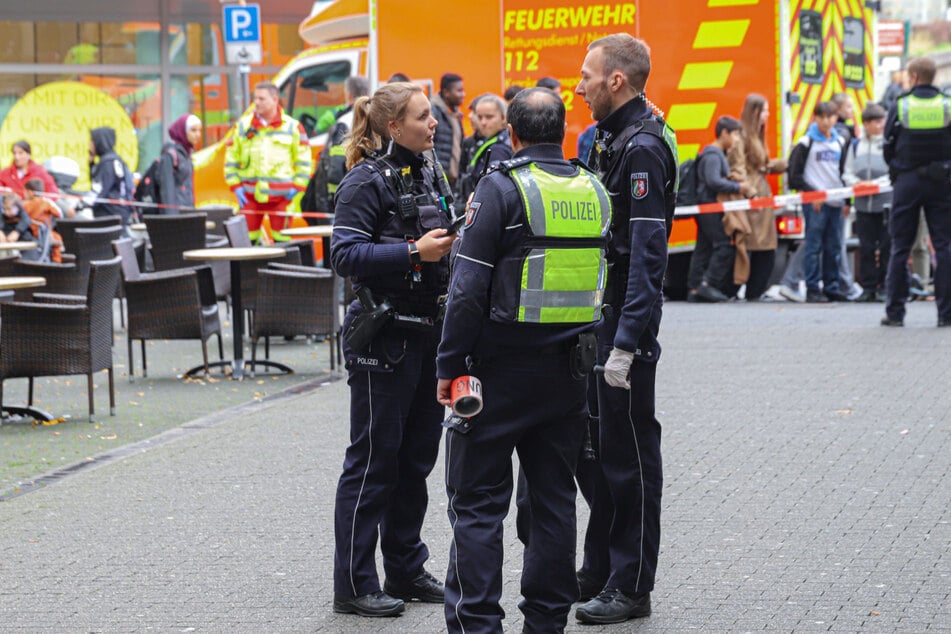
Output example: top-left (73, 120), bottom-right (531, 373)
top-left (387, 295), bottom-right (442, 319)
top-left (494, 339), bottom-right (575, 356)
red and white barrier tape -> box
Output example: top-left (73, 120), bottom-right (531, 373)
top-left (673, 182), bottom-right (893, 217)
top-left (0, 185), bottom-right (333, 220)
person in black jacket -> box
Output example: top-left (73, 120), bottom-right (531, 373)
top-left (437, 88), bottom-right (609, 634)
top-left (330, 82), bottom-right (457, 619)
top-left (455, 93), bottom-right (513, 204)
top-left (687, 115), bottom-right (755, 302)
top-left (88, 127), bottom-right (134, 227)
top-left (431, 73), bottom-right (465, 186)
top-left (574, 33), bottom-right (678, 625)
top-left (880, 56), bottom-right (951, 327)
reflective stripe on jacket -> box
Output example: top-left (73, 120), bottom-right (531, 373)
top-left (224, 109), bottom-right (312, 202)
top-left (490, 159), bottom-right (610, 324)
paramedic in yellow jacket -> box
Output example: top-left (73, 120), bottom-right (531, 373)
top-left (224, 81), bottom-right (312, 242)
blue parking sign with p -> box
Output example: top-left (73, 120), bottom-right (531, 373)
top-left (223, 4), bottom-right (261, 44)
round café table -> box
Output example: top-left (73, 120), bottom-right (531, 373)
top-left (280, 225), bottom-right (333, 269)
top-left (129, 221), bottom-right (216, 232)
top-left (182, 247), bottom-right (285, 380)
top-left (0, 275), bottom-right (56, 423)
top-left (0, 241), bottom-right (38, 255)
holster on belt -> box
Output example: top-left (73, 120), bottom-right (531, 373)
top-left (570, 331), bottom-right (598, 379)
top-left (918, 161), bottom-right (951, 184)
top-left (344, 287), bottom-right (395, 353)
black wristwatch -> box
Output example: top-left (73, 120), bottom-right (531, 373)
top-left (408, 240), bottom-right (422, 266)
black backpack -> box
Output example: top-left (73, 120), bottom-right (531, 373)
top-left (676, 152), bottom-right (707, 206)
top-left (133, 143), bottom-right (178, 204)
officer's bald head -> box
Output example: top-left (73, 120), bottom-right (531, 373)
top-left (508, 88), bottom-right (565, 147)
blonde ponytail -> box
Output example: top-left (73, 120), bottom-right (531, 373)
top-left (344, 82), bottom-right (423, 170)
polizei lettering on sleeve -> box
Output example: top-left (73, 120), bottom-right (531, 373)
top-left (550, 199), bottom-right (598, 221)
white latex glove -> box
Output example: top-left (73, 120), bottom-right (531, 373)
top-left (603, 347), bottom-right (634, 390)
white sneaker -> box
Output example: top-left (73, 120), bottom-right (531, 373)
top-left (778, 284), bottom-right (805, 303)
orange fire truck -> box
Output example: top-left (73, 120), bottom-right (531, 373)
top-left (194, 0), bottom-right (877, 292)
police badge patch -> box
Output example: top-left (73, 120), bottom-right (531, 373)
top-left (465, 201), bottom-right (481, 227)
top-left (631, 172), bottom-right (649, 200)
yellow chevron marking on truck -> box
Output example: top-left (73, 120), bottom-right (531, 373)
top-left (708, 0), bottom-right (759, 6)
top-left (692, 20), bottom-right (750, 48)
top-left (667, 103), bottom-right (717, 131)
top-left (678, 61), bottom-right (734, 90)
top-left (677, 143), bottom-right (701, 162)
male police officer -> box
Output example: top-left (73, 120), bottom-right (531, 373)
top-left (436, 87), bottom-right (610, 633)
top-left (881, 56), bottom-right (951, 327)
top-left (573, 34), bottom-right (678, 624)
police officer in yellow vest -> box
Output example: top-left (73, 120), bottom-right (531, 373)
top-left (436, 87), bottom-right (610, 633)
top-left (881, 56), bottom-right (951, 327)
top-left (224, 81), bottom-right (312, 243)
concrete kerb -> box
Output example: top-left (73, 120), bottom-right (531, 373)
top-left (0, 373), bottom-right (344, 502)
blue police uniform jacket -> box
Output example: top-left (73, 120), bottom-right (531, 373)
top-left (592, 97), bottom-right (677, 359)
top-left (436, 143), bottom-right (593, 380)
top-left (330, 143), bottom-right (452, 307)
top-left (884, 85), bottom-right (951, 172)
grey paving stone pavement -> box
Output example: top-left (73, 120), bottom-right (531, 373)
top-left (0, 299), bottom-right (949, 632)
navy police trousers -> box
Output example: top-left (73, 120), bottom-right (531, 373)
top-left (444, 351), bottom-right (587, 634)
top-left (333, 325), bottom-right (444, 599)
top-left (885, 170), bottom-right (951, 322)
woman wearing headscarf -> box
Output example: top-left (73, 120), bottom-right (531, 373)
top-left (157, 114), bottom-right (202, 212)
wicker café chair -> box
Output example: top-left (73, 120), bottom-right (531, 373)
top-left (143, 212), bottom-right (231, 301)
top-left (0, 256), bottom-right (121, 422)
top-left (112, 238), bottom-right (223, 378)
top-left (10, 259), bottom-right (85, 301)
top-left (202, 205), bottom-right (235, 238)
top-left (143, 212), bottom-right (209, 271)
top-left (223, 215), bottom-right (301, 332)
top-left (55, 216), bottom-right (122, 255)
top-left (250, 267), bottom-right (340, 373)
top-left (74, 225), bottom-right (126, 326)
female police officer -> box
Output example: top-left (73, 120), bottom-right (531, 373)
top-left (330, 82), bottom-right (457, 618)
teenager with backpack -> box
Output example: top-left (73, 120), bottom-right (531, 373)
top-left (686, 116), bottom-right (755, 302)
top-left (787, 101), bottom-right (850, 303)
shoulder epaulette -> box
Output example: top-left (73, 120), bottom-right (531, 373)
top-left (570, 157), bottom-right (594, 173)
top-left (498, 156), bottom-right (533, 173)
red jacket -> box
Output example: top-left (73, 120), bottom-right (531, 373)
top-left (0, 160), bottom-right (60, 198)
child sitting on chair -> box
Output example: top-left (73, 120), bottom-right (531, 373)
top-left (23, 178), bottom-right (65, 262)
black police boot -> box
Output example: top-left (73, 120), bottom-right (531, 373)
top-left (382, 569), bottom-right (445, 604)
top-left (880, 316), bottom-right (904, 327)
top-left (332, 591), bottom-right (405, 617)
top-left (575, 588), bottom-right (651, 624)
